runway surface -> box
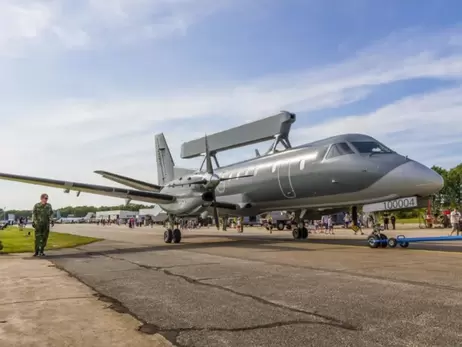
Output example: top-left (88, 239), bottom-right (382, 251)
top-left (46, 224), bottom-right (462, 346)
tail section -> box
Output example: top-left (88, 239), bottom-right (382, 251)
top-left (155, 133), bottom-right (175, 185)
top-left (155, 133), bottom-right (196, 185)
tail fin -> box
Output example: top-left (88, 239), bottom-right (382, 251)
top-left (155, 133), bottom-right (175, 185)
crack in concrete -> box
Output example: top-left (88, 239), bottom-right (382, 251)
top-left (51, 250), bottom-right (360, 346)
top-left (101, 254), bottom-right (359, 332)
top-left (160, 268), bottom-right (357, 331)
top-left (183, 249), bottom-right (462, 293)
top-left (0, 296), bottom-right (94, 306)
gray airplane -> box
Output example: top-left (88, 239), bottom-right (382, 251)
top-left (0, 120), bottom-right (444, 245)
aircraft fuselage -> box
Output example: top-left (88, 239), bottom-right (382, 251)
top-left (159, 133), bottom-right (444, 218)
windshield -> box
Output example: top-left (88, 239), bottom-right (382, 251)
top-left (350, 141), bottom-right (394, 154)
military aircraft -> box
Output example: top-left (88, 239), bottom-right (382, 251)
top-left (0, 127), bottom-right (444, 245)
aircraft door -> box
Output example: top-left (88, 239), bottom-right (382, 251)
top-left (277, 161), bottom-right (296, 199)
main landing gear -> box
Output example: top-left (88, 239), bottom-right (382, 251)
top-left (164, 228), bottom-right (182, 244)
top-left (164, 215), bottom-right (182, 244)
top-left (292, 209), bottom-right (308, 240)
top-left (292, 224), bottom-right (308, 240)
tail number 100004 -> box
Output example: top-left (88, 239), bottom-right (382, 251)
top-left (383, 197), bottom-right (417, 211)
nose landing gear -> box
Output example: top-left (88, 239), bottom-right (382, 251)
top-left (367, 230), bottom-right (388, 248)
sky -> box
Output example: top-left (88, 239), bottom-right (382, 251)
top-left (1, 0), bottom-right (462, 210)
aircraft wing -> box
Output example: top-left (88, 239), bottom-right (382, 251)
top-left (94, 170), bottom-right (162, 191)
top-left (0, 172), bottom-right (176, 204)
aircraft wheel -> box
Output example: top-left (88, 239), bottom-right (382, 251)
top-left (387, 237), bottom-right (398, 248)
top-left (277, 222), bottom-right (285, 231)
top-left (399, 242), bottom-right (409, 248)
top-left (301, 227), bottom-right (308, 239)
top-left (367, 235), bottom-right (379, 248)
top-left (292, 228), bottom-right (301, 239)
top-left (0, 240), bottom-right (3, 251)
top-left (172, 229), bottom-right (182, 243)
top-left (379, 234), bottom-right (388, 248)
top-left (164, 229), bottom-right (173, 243)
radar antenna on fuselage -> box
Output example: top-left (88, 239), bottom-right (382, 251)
top-left (181, 110), bottom-right (295, 170)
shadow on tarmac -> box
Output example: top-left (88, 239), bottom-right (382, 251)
top-left (19, 232), bottom-right (462, 261)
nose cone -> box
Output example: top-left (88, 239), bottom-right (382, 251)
top-left (381, 160), bottom-right (444, 197)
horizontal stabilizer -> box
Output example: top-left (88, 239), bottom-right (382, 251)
top-left (0, 172), bottom-right (176, 205)
top-left (94, 170), bottom-right (162, 191)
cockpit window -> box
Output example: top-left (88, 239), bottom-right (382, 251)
top-left (351, 141), bottom-right (393, 154)
top-left (325, 142), bottom-right (354, 159)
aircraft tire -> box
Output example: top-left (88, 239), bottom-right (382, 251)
top-left (164, 229), bottom-right (173, 243)
top-left (277, 222), bottom-right (285, 231)
top-left (301, 227), bottom-right (308, 239)
top-left (387, 237), bottom-right (398, 248)
top-left (379, 234), bottom-right (388, 248)
top-left (172, 229), bottom-right (182, 243)
top-left (399, 242), bottom-right (409, 248)
top-left (292, 228), bottom-right (301, 239)
top-left (367, 235), bottom-right (379, 248)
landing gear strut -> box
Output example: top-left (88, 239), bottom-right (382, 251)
top-left (164, 214), bottom-right (182, 244)
top-left (292, 210), bottom-right (308, 240)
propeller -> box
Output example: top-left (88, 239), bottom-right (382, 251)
top-left (173, 134), bottom-right (254, 230)
top-left (204, 135), bottom-right (221, 230)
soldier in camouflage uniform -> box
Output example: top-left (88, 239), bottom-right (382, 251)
top-left (32, 193), bottom-right (53, 257)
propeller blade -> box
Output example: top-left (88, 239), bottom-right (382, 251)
top-left (204, 134), bottom-right (213, 174)
top-left (212, 193), bottom-right (220, 230)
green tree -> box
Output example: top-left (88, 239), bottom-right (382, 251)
top-left (446, 164), bottom-right (462, 208)
top-left (431, 165), bottom-right (450, 211)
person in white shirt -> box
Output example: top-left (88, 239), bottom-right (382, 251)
top-left (343, 213), bottom-right (351, 228)
top-left (327, 216), bottom-right (334, 235)
top-left (449, 208), bottom-right (461, 236)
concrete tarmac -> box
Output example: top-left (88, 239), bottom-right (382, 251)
top-left (44, 224), bottom-right (462, 346)
top-left (0, 253), bottom-right (173, 347)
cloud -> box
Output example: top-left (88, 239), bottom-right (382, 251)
top-left (0, 0), bottom-right (233, 55)
top-left (2, 26), bottom-right (462, 208)
top-left (292, 86), bottom-right (462, 166)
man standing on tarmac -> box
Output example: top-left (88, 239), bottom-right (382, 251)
top-left (449, 208), bottom-right (461, 236)
top-left (32, 193), bottom-right (53, 257)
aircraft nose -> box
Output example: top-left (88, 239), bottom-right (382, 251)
top-left (384, 160), bottom-right (444, 196)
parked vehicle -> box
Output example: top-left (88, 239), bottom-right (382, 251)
top-left (260, 211), bottom-right (293, 230)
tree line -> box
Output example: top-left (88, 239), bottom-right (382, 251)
top-left (2, 204), bottom-right (155, 218)
top-left (1, 162), bottom-right (461, 220)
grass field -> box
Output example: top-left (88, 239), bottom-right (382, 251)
top-left (397, 218), bottom-right (420, 224)
top-left (0, 227), bottom-right (102, 253)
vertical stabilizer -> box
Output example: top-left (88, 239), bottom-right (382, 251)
top-left (155, 133), bottom-right (175, 185)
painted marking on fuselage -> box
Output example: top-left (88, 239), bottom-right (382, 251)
top-left (277, 160), bottom-right (296, 199)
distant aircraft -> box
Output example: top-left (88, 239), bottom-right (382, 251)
top-left (0, 114), bottom-right (444, 245)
